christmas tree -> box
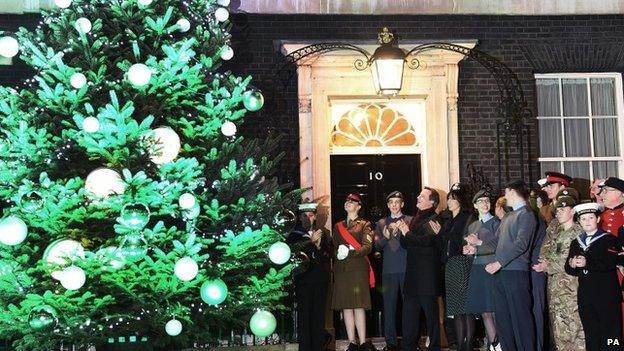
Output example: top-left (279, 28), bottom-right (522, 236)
top-left (0, 0), bottom-right (299, 349)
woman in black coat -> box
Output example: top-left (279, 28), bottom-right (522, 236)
top-left (431, 183), bottom-right (475, 351)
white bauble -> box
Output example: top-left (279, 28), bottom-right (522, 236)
top-left (70, 72), bottom-right (87, 89)
top-left (127, 63), bottom-right (152, 87)
top-left (217, 0), bottom-right (231, 6)
top-left (59, 266), bottom-right (86, 290)
top-left (178, 193), bottom-right (196, 210)
top-left (165, 319), bottom-right (182, 336)
top-left (85, 168), bottom-right (126, 197)
top-left (54, 0), bottom-right (72, 8)
top-left (268, 242), bottom-right (291, 265)
top-left (74, 18), bottom-right (92, 34)
top-left (0, 37), bottom-right (19, 58)
top-left (176, 18), bottom-right (191, 32)
top-left (220, 45), bottom-right (234, 61)
top-left (215, 7), bottom-right (229, 22)
top-left (0, 216), bottom-right (28, 246)
top-left (82, 116), bottom-right (100, 133)
top-left (137, 0), bottom-right (153, 5)
top-left (174, 257), bottom-right (199, 281)
top-left (44, 239), bottom-right (85, 267)
top-left (149, 127), bottom-right (181, 164)
top-left (220, 121), bottom-right (236, 137)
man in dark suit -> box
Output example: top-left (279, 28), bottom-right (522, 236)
top-left (486, 180), bottom-right (537, 351)
top-left (399, 187), bottom-right (442, 351)
top-left (375, 191), bottom-right (411, 351)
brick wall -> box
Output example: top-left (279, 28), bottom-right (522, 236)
top-left (3, 13), bottom-right (624, 188)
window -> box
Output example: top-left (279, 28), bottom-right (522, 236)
top-left (536, 73), bottom-right (624, 186)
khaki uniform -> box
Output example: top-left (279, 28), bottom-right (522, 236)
top-left (539, 220), bottom-right (585, 351)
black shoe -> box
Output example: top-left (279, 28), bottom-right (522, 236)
top-left (360, 341), bottom-right (378, 351)
top-left (346, 342), bottom-right (359, 351)
top-left (382, 345), bottom-right (397, 351)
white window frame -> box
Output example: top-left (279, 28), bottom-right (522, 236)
top-left (535, 72), bottom-right (624, 179)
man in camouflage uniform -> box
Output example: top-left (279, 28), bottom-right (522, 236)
top-left (533, 188), bottom-right (585, 351)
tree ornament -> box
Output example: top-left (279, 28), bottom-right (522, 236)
top-left (82, 116), bottom-right (100, 133)
top-left (220, 45), bottom-right (234, 61)
top-left (220, 121), bottom-right (236, 137)
top-left (85, 168), bottom-right (126, 197)
top-left (178, 193), bottom-right (196, 210)
top-left (20, 191), bottom-right (43, 211)
top-left (127, 63), bottom-right (152, 87)
top-left (274, 210), bottom-right (296, 232)
top-left (215, 7), bottom-right (229, 22)
top-left (268, 242), bottom-right (291, 265)
top-left (165, 319), bottom-right (182, 336)
top-left (120, 203), bottom-right (150, 230)
top-left (243, 91), bottom-right (264, 112)
top-left (176, 18), bottom-right (191, 32)
top-left (174, 256), bottom-right (198, 281)
top-left (59, 265), bottom-right (86, 290)
top-left (149, 127), bottom-right (181, 164)
top-left (249, 310), bottom-right (277, 337)
top-left (29, 305), bottom-right (58, 331)
top-left (137, 0), bottom-right (153, 5)
top-left (119, 234), bottom-right (148, 262)
top-left (200, 278), bottom-right (228, 305)
top-left (217, 0), bottom-right (231, 6)
top-left (54, 0), bottom-right (71, 8)
top-left (0, 36), bottom-right (19, 58)
top-left (70, 72), bottom-right (87, 89)
top-left (74, 18), bottom-right (92, 34)
top-left (0, 216), bottom-right (28, 246)
top-left (43, 239), bottom-right (85, 279)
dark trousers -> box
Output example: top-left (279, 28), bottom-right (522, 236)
top-left (493, 270), bottom-right (535, 351)
top-left (402, 295), bottom-right (440, 351)
top-left (296, 282), bottom-right (329, 351)
top-left (531, 271), bottom-right (547, 351)
top-left (579, 298), bottom-right (622, 351)
top-left (382, 273), bottom-right (405, 346)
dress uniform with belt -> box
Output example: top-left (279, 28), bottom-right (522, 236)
top-left (565, 202), bottom-right (622, 351)
top-left (287, 203), bottom-right (333, 351)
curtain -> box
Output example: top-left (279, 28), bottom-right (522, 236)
top-left (562, 78), bottom-right (588, 116)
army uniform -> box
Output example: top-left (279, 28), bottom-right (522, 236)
top-left (539, 220), bottom-right (585, 350)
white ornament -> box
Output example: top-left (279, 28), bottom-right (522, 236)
top-left (221, 121), bottom-right (236, 137)
top-left (0, 216), bottom-right (28, 246)
top-left (70, 72), bottom-right (87, 89)
top-left (176, 18), bottom-right (191, 32)
top-left (220, 45), bottom-right (234, 61)
top-left (59, 265), bottom-right (86, 290)
top-left (174, 257), bottom-right (199, 281)
top-left (44, 239), bottom-right (85, 267)
top-left (178, 193), bottom-right (196, 210)
top-left (149, 127), bottom-right (181, 164)
top-left (0, 37), bottom-right (19, 58)
top-left (54, 0), bottom-right (72, 8)
top-left (127, 63), bottom-right (152, 87)
top-left (82, 117), bottom-right (100, 133)
top-left (85, 168), bottom-right (126, 197)
top-left (165, 319), bottom-right (182, 336)
top-left (74, 18), bottom-right (92, 34)
top-left (215, 7), bottom-right (229, 22)
top-left (268, 242), bottom-right (291, 265)
top-left (217, 0), bottom-right (230, 6)
top-left (137, 0), bottom-right (153, 5)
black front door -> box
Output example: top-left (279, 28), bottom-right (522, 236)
top-left (330, 154), bottom-right (422, 224)
top-left (330, 154), bottom-right (422, 338)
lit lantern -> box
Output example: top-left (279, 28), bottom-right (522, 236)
top-left (0, 216), bottom-right (28, 246)
top-left (59, 265), bottom-right (86, 290)
top-left (54, 0), bottom-right (72, 8)
top-left (249, 310), bottom-right (277, 337)
top-left (200, 278), bottom-right (228, 305)
top-left (220, 121), bottom-right (236, 137)
top-left (165, 319), bottom-right (182, 336)
top-left (268, 242), bottom-right (290, 265)
top-left (82, 117), bottom-right (100, 133)
top-left (174, 257), bottom-right (199, 281)
top-left (70, 72), bottom-right (87, 89)
top-left (176, 18), bottom-right (191, 32)
top-left (74, 18), bottom-right (92, 34)
top-left (127, 63), bottom-right (152, 87)
top-left (214, 7), bottom-right (229, 22)
top-left (0, 36), bottom-right (19, 58)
